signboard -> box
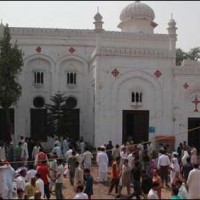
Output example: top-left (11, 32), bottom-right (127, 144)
top-left (149, 126), bottom-right (155, 134)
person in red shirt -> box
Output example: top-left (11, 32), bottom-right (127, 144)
top-left (108, 156), bottom-right (121, 195)
top-left (34, 148), bottom-right (48, 167)
top-left (37, 160), bottom-right (51, 200)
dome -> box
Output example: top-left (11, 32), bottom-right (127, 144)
top-left (120, 1), bottom-right (155, 22)
top-left (168, 18), bottom-right (176, 27)
top-left (94, 12), bottom-right (103, 21)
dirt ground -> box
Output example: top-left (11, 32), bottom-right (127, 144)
top-left (50, 166), bottom-right (171, 199)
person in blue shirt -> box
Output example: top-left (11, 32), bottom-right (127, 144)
top-left (83, 168), bottom-right (93, 200)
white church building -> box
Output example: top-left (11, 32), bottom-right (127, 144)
top-left (1, 1), bottom-right (200, 150)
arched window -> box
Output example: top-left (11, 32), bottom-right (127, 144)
top-left (34, 71), bottom-right (44, 85)
top-left (136, 92), bottom-right (139, 103)
top-left (37, 72), bottom-right (40, 83)
top-left (67, 72), bottom-right (77, 85)
top-left (131, 92), bottom-right (143, 103)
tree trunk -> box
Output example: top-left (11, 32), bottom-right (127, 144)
top-left (3, 107), bottom-right (12, 143)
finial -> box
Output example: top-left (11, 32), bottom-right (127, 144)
top-left (171, 13), bottom-right (173, 20)
top-left (97, 6), bottom-right (99, 13)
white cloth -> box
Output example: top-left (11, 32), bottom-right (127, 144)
top-left (74, 166), bottom-right (84, 185)
top-left (16, 176), bottom-right (26, 191)
top-left (82, 151), bottom-right (93, 169)
top-left (56, 164), bottom-right (64, 183)
top-left (65, 149), bottom-right (73, 162)
top-left (0, 165), bottom-right (9, 199)
top-left (26, 169), bottom-right (37, 183)
top-left (97, 151), bottom-right (108, 182)
top-left (182, 151), bottom-right (189, 165)
top-left (62, 139), bottom-right (69, 154)
top-left (21, 142), bottom-right (29, 159)
top-left (79, 142), bottom-right (85, 154)
top-left (6, 165), bottom-right (15, 199)
top-left (75, 153), bottom-right (83, 164)
top-left (187, 168), bottom-right (200, 199)
top-left (157, 154), bottom-right (170, 169)
top-left (120, 151), bottom-right (128, 160)
top-left (32, 146), bottom-right (40, 160)
top-left (170, 158), bottom-right (180, 184)
top-left (74, 192), bottom-right (88, 199)
top-left (191, 147), bottom-right (197, 164)
top-left (127, 153), bottom-right (135, 168)
top-left (120, 151), bottom-right (128, 167)
top-left (96, 151), bottom-right (101, 165)
top-left (147, 188), bottom-right (158, 199)
top-left (36, 178), bottom-right (44, 198)
top-left (51, 146), bottom-right (62, 158)
top-left (178, 184), bottom-right (188, 199)
top-left (54, 140), bottom-right (62, 148)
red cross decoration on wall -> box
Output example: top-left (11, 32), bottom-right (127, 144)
top-left (183, 82), bottom-right (189, 89)
top-left (35, 46), bottom-right (41, 53)
top-left (112, 68), bottom-right (120, 77)
top-left (69, 47), bottom-right (76, 54)
top-left (192, 96), bottom-right (200, 112)
top-left (154, 70), bottom-right (162, 78)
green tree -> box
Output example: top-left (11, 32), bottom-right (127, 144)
top-left (0, 24), bottom-right (23, 142)
top-left (187, 47), bottom-right (200, 61)
top-left (176, 47), bottom-right (200, 66)
top-left (45, 92), bottom-right (72, 138)
top-left (176, 48), bottom-right (187, 66)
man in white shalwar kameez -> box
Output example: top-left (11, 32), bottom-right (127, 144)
top-left (5, 163), bottom-right (16, 199)
top-left (31, 143), bottom-right (40, 160)
top-left (182, 151), bottom-right (189, 166)
top-left (21, 140), bottom-right (29, 166)
top-left (97, 146), bottom-right (108, 183)
top-left (190, 146), bottom-right (197, 164)
top-left (187, 163), bottom-right (200, 199)
top-left (82, 148), bottom-right (93, 170)
top-left (0, 164), bottom-right (9, 199)
top-left (62, 137), bottom-right (69, 155)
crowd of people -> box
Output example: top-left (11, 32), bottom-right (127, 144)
top-left (0, 136), bottom-right (199, 199)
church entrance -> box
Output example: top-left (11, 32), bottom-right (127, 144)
top-left (188, 118), bottom-right (200, 152)
top-left (31, 109), bottom-right (80, 142)
top-left (31, 109), bottom-right (47, 141)
top-left (63, 109), bottom-right (80, 141)
top-left (122, 110), bottom-right (149, 144)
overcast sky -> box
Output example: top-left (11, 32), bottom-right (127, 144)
top-left (0, 1), bottom-right (199, 51)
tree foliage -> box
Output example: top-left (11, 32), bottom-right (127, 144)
top-left (45, 92), bottom-right (73, 138)
top-left (0, 24), bottom-right (23, 142)
top-left (176, 47), bottom-right (200, 66)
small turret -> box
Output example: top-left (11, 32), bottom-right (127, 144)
top-left (167, 14), bottom-right (177, 50)
top-left (93, 7), bottom-right (104, 32)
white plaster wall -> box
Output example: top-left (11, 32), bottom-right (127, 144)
top-left (174, 66), bottom-right (200, 148)
top-left (93, 52), bottom-right (174, 147)
top-left (8, 25), bottom-right (176, 148)
top-left (119, 19), bottom-right (154, 33)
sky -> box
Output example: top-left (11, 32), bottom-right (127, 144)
top-left (0, 1), bottom-right (199, 51)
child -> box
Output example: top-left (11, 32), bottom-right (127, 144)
top-left (83, 168), bottom-right (93, 200)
